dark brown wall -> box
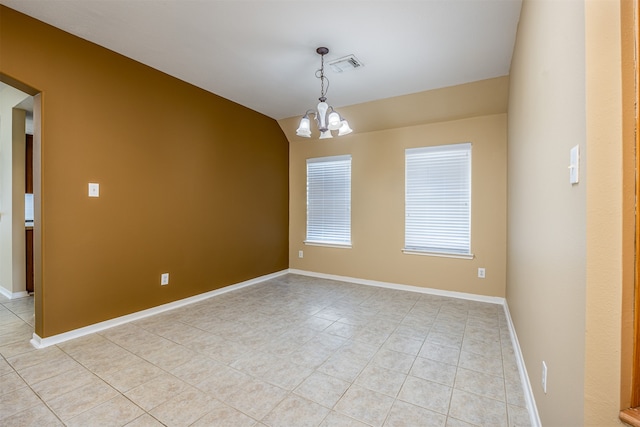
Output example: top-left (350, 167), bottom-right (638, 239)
top-left (0, 6), bottom-right (289, 337)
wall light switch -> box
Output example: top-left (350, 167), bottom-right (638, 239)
top-left (88, 183), bottom-right (100, 197)
top-left (569, 145), bottom-right (579, 185)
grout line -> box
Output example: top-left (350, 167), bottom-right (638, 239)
top-left (0, 275), bottom-right (534, 427)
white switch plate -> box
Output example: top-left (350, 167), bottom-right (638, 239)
top-left (478, 268), bottom-right (486, 279)
top-left (161, 273), bottom-right (169, 285)
top-left (569, 145), bottom-right (579, 184)
top-left (88, 183), bottom-right (100, 197)
top-left (298, 250), bottom-right (304, 258)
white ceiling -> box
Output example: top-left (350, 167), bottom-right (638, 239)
top-left (1, 0), bottom-right (522, 120)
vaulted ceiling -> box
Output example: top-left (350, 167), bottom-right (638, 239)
top-left (1, 0), bottom-right (522, 120)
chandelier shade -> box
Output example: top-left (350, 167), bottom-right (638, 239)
top-left (296, 47), bottom-right (352, 139)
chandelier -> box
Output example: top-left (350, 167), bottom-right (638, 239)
top-left (296, 47), bottom-right (353, 139)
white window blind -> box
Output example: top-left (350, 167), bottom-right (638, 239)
top-left (306, 155), bottom-right (352, 246)
top-left (405, 143), bottom-right (471, 256)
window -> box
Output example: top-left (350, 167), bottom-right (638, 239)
top-left (306, 155), bottom-right (352, 246)
top-left (404, 143), bottom-right (472, 257)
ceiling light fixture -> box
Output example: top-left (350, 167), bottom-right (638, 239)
top-left (296, 47), bottom-right (353, 139)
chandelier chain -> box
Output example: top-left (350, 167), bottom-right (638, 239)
top-left (315, 52), bottom-right (329, 101)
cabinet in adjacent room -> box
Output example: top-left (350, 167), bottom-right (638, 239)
top-left (26, 134), bottom-right (33, 193)
top-left (25, 134), bottom-right (34, 294)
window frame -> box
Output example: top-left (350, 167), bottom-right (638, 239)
top-left (305, 154), bottom-right (352, 248)
top-left (403, 142), bottom-right (473, 259)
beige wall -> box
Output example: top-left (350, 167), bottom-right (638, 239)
top-left (507, 0), bottom-right (587, 425)
top-left (285, 81), bottom-right (508, 297)
top-left (11, 108), bottom-right (26, 296)
top-left (0, 6), bottom-right (289, 338)
top-left (508, 0), bottom-right (632, 425)
top-left (0, 84), bottom-right (30, 296)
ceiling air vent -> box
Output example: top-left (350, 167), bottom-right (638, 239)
top-left (328, 54), bottom-right (364, 73)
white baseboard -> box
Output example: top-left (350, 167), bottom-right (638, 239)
top-left (288, 269), bottom-right (505, 305)
top-left (30, 269), bottom-right (288, 349)
top-left (0, 286), bottom-right (29, 300)
top-left (503, 301), bottom-right (541, 427)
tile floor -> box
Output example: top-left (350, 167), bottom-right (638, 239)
top-left (0, 274), bottom-right (532, 426)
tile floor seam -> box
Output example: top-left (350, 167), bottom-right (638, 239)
top-left (0, 275), bottom-right (531, 427)
top-left (52, 340), bottom-right (200, 425)
top-left (451, 307), bottom-right (469, 416)
top-left (6, 378), bottom-right (66, 425)
top-left (56, 340), bottom-right (163, 393)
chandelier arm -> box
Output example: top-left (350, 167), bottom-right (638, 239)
top-left (304, 109), bottom-right (321, 129)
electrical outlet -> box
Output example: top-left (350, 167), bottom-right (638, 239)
top-left (298, 250), bottom-right (304, 258)
top-left (542, 361), bottom-right (547, 394)
top-left (478, 268), bottom-right (486, 279)
top-left (161, 273), bottom-right (169, 286)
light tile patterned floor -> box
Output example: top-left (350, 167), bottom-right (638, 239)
top-left (0, 274), bottom-right (532, 426)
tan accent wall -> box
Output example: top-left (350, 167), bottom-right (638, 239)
top-left (0, 6), bottom-right (289, 337)
top-left (285, 82), bottom-right (508, 297)
top-left (508, 0), bottom-right (633, 425)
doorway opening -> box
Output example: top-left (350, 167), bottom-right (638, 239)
top-left (0, 76), bottom-right (42, 338)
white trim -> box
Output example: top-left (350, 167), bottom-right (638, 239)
top-left (30, 269), bottom-right (288, 349)
top-left (288, 269), bottom-right (504, 305)
top-left (402, 249), bottom-right (475, 260)
top-left (0, 286), bottom-right (29, 300)
top-left (503, 301), bottom-right (541, 427)
top-left (307, 154), bottom-right (352, 163)
top-left (304, 241), bottom-right (353, 249)
top-left (0, 286), bottom-right (11, 299)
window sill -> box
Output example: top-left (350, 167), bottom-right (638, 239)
top-left (402, 249), bottom-right (475, 260)
top-left (304, 241), bottom-right (352, 249)
top-left (621, 408), bottom-right (640, 427)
